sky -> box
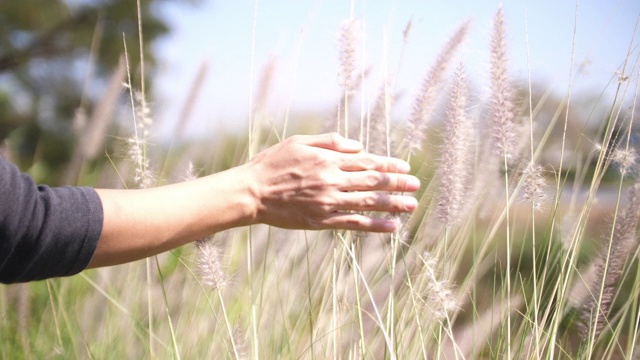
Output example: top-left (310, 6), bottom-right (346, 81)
top-left (153, 0), bottom-right (640, 138)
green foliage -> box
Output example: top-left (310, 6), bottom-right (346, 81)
top-left (0, 0), bottom-right (193, 179)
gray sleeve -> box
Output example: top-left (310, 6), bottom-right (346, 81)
top-left (0, 156), bottom-right (103, 284)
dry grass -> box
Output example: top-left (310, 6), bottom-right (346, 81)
top-left (2, 4), bottom-right (640, 360)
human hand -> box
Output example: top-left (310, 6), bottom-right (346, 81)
top-left (243, 133), bottom-right (420, 232)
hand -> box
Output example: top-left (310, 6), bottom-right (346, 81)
top-left (243, 133), bottom-right (420, 232)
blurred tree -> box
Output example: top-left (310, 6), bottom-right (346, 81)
top-left (0, 0), bottom-right (199, 183)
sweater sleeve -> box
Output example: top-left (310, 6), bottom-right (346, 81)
top-left (0, 156), bottom-right (103, 284)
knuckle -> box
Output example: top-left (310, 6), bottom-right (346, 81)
top-left (318, 171), bottom-right (340, 188)
top-left (316, 194), bottom-right (336, 212)
top-left (286, 135), bottom-right (302, 145)
top-left (345, 216), bottom-right (366, 230)
top-left (359, 156), bottom-right (376, 169)
top-left (365, 172), bottom-right (382, 187)
top-left (361, 194), bottom-right (379, 209)
top-left (395, 176), bottom-right (407, 190)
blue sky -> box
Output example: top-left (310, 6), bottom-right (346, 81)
top-left (154, 0), bottom-right (640, 137)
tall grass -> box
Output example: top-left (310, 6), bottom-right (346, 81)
top-left (2, 4), bottom-right (640, 360)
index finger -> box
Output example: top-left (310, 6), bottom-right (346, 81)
top-left (339, 153), bottom-right (411, 174)
top-left (288, 133), bottom-right (363, 153)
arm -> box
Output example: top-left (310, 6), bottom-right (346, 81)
top-left (88, 133), bottom-right (419, 268)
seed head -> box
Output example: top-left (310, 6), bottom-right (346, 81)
top-left (611, 146), bottom-right (637, 175)
top-left (437, 64), bottom-right (473, 224)
top-left (195, 237), bottom-right (229, 291)
top-left (520, 162), bottom-right (548, 209)
top-left (404, 20), bottom-right (471, 154)
top-left (489, 5), bottom-right (518, 159)
top-left (419, 252), bottom-right (458, 320)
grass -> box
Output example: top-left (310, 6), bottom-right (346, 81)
top-left (2, 2), bottom-right (640, 359)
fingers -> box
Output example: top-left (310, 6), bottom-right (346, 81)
top-left (322, 213), bottom-right (400, 232)
top-left (333, 192), bottom-right (418, 212)
top-left (286, 133), bottom-right (412, 174)
top-left (338, 153), bottom-right (411, 174)
top-left (290, 133), bottom-right (363, 153)
top-left (340, 171), bottom-right (420, 192)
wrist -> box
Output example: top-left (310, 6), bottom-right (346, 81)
top-left (228, 162), bottom-right (262, 227)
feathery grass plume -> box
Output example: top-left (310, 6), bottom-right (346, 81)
top-left (367, 81), bottom-right (395, 156)
top-left (338, 19), bottom-right (359, 95)
top-left (437, 64), bottom-right (474, 224)
top-left (519, 162), bottom-right (548, 209)
top-left (490, 5), bottom-right (518, 159)
top-left (195, 237), bottom-right (229, 291)
top-left (182, 163), bottom-right (229, 290)
top-left (404, 20), bottom-right (471, 155)
top-left (231, 325), bottom-right (248, 360)
top-left (579, 183), bottom-right (640, 337)
top-left (327, 19), bottom-right (361, 135)
top-left (134, 91), bottom-right (153, 138)
top-left (326, 68), bottom-right (370, 134)
top-left (417, 252), bottom-right (457, 321)
top-left (610, 145), bottom-right (638, 175)
top-left (126, 136), bottom-right (155, 189)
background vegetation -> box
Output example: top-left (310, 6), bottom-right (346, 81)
top-left (1, 1), bottom-right (640, 359)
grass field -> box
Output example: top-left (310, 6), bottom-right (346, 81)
top-left (2, 3), bottom-right (640, 359)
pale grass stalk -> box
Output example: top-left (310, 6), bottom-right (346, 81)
top-left (584, 20), bottom-right (640, 359)
top-left (154, 257), bottom-right (181, 359)
top-left (15, 283), bottom-right (31, 357)
top-left (526, 16), bottom-right (542, 347)
top-left (45, 281), bottom-right (64, 353)
top-left (78, 273), bottom-right (170, 350)
top-left (216, 290), bottom-right (241, 359)
top-left (446, 294), bottom-right (523, 358)
top-left (385, 229), bottom-right (400, 357)
top-left (281, 5), bottom-right (316, 139)
top-left (337, 233), bottom-right (396, 359)
top-left (351, 240), bottom-right (367, 358)
top-left (490, 6), bottom-right (515, 356)
top-left (400, 254), bottom-right (428, 359)
top-left (303, 232), bottom-right (316, 359)
top-left (123, 33), bottom-right (160, 358)
top-left (247, 2), bottom-right (260, 358)
top-left (625, 60), bottom-right (640, 360)
top-left (192, 234), bottom-right (240, 359)
top-left (548, 19), bottom-right (578, 357)
top-left (332, 246), bottom-right (338, 358)
top-left (629, 260), bottom-right (640, 357)
top-left (173, 254), bottom-right (235, 357)
top-left (504, 156), bottom-right (513, 358)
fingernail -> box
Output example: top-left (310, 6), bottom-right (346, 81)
top-left (398, 161), bottom-right (411, 173)
top-left (407, 177), bottom-right (421, 191)
top-left (345, 138), bottom-right (363, 149)
top-left (404, 197), bottom-right (418, 211)
top-left (383, 220), bottom-right (397, 232)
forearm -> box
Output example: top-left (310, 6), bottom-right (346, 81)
top-left (88, 165), bottom-right (257, 268)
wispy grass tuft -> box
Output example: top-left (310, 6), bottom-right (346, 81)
top-left (404, 20), bottom-right (471, 155)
